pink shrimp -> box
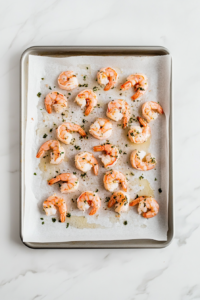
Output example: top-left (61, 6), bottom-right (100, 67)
top-left (97, 67), bottom-right (118, 91)
top-left (45, 91), bottom-right (67, 114)
top-left (93, 144), bottom-right (120, 168)
top-left (129, 196), bottom-right (159, 218)
top-left (130, 150), bottom-right (156, 171)
top-left (75, 89), bottom-right (97, 115)
top-left (43, 194), bottom-right (67, 222)
top-left (120, 74), bottom-right (148, 101)
top-left (142, 101), bottom-right (164, 123)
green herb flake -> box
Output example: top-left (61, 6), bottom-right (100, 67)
top-left (43, 134), bottom-right (47, 138)
top-left (67, 213), bottom-right (71, 218)
top-left (158, 188), bottom-right (162, 193)
top-left (34, 173), bottom-right (37, 175)
top-left (139, 175), bottom-right (144, 180)
top-left (37, 92), bottom-right (41, 97)
top-left (52, 218), bottom-right (56, 223)
top-left (49, 128), bottom-right (53, 132)
top-left (123, 221), bottom-right (128, 225)
top-left (66, 223), bottom-right (69, 228)
top-left (42, 222), bottom-right (44, 225)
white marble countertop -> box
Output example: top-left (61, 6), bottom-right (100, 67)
top-left (1, 0), bottom-right (200, 299)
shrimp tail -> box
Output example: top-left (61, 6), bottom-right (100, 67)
top-left (93, 145), bottom-right (104, 152)
top-left (137, 116), bottom-right (147, 127)
top-left (93, 164), bottom-right (99, 175)
top-left (48, 176), bottom-right (61, 185)
top-left (107, 198), bottom-right (116, 208)
top-left (89, 207), bottom-right (98, 216)
top-left (120, 81), bottom-right (132, 90)
top-left (131, 91), bottom-right (142, 101)
top-left (79, 128), bottom-right (87, 137)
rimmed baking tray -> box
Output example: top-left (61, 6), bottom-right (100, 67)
top-left (20, 46), bottom-right (174, 249)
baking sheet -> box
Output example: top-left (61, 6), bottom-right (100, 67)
top-left (23, 54), bottom-right (171, 243)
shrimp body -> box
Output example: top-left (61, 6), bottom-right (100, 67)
top-left (103, 170), bottom-right (127, 192)
top-left (93, 144), bottom-right (120, 168)
top-left (48, 173), bottom-right (79, 193)
top-left (129, 196), bottom-right (159, 218)
top-left (43, 194), bottom-right (67, 222)
top-left (36, 140), bottom-right (65, 164)
top-left (106, 99), bottom-right (130, 128)
top-left (77, 191), bottom-right (101, 215)
top-left (75, 152), bottom-right (99, 175)
top-left (75, 89), bottom-right (97, 115)
top-left (45, 91), bottom-right (67, 114)
top-left (130, 150), bottom-right (156, 171)
top-left (58, 71), bottom-right (78, 90)
top-left (142, 101), bottom-right (164, 123)
top-left (121, 74), bottom-right (148, 100)
top-left (97, 67), bottom-right (118, 91)
top-left (108, 191), bottom-right (130, 213)
top-left (89, 118), bottom-right (112, 140)
top-left (128, 117), bottom-right (151, 144)
top-left (56, 122), bottom-right (86, 144)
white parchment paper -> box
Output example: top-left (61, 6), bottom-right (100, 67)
top-left (23, 54), bottom-right (171, 242)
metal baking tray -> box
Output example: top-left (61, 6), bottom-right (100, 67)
top-left (20, 46), bottom-right (174, 249)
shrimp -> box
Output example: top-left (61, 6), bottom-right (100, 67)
top-left (93, 144), bottom-right (120, 168)
top-left (103, 170), bottom-right (127, 192)
top-left (58, 71), bottom-right (78, 90)
top-left (128, 117), bottom-right (151, 144)
top-left (142, 101), bottom-right (164, 123)
top-left (56, 122), bottom-right (86, 144)
top-left (108, 191), bottom-right (130, 213)
top-left (106, 99), bottom-right (130, 128)
top-left (130, 150), bottom-right (156, 171)
top-left (97, 67), bottom-right (118, 91)
top-left (77, 191), bottom-right (101, 215)
top-left (75, 152), bottom-right (99, 175)
top-left (120, 74), bottom-right (148, 101)
top-left (45, 91), bottom-right (67, 114)
top-left (48, 173), bottom-right (79, 193)
top-left (89, 118), bottom-right (112, 140)
top-left (129, 196), bottom-right (159, 218)
top-left (36, 140), bottom-right (65, 164)
top-left (43, 194), bottom-right (67, 222)
top-left (75, 89), bottom-right (97, 115)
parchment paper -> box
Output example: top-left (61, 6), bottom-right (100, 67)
top-left (23, 54), bottom-right (171, 242)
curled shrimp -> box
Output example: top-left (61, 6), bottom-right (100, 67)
top-left (77, 191), bottom-right (101, 215)
top-left (120, 74), bottom-right (148, 101)
top-left (93, 144), bottom-right (120, 168)
top-left (36, 140), bottom-right (65, 164)
top-left (58, 71), bottom-right (78, 90)
top-left (142, 101), bottom-right (164, 123)
top-left (75, 152), bottom-right (99, 175)
top-left (56, 122), bottom-right (86, 144)
top-left (48, 173), bottom-right (79, 193)
top-left (89, 118), bottom-right (112, 140)
top-left (128, 117), bottom-right (151, 144)
top-left (129, 196), bottom-right (159, 218)
top-left (97, 67), bottom-right (118, 91)
top-left (106, 99), bottom-right (130, 128)
top-left (43, 194), bottom-right (67, 222)
top-left (75, 89), bottom-right (97, 115)
top-left (108, 191), bottom-right (130, 214)
top-left (45, 91), bottom-right (67, 114)
top-left (103, 170), bottom-right (127, 192)
top-left (130, 150), bottom-right (156, 171)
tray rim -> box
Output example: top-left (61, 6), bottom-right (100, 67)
top-left (20, 45), bottom-right (174, 249)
